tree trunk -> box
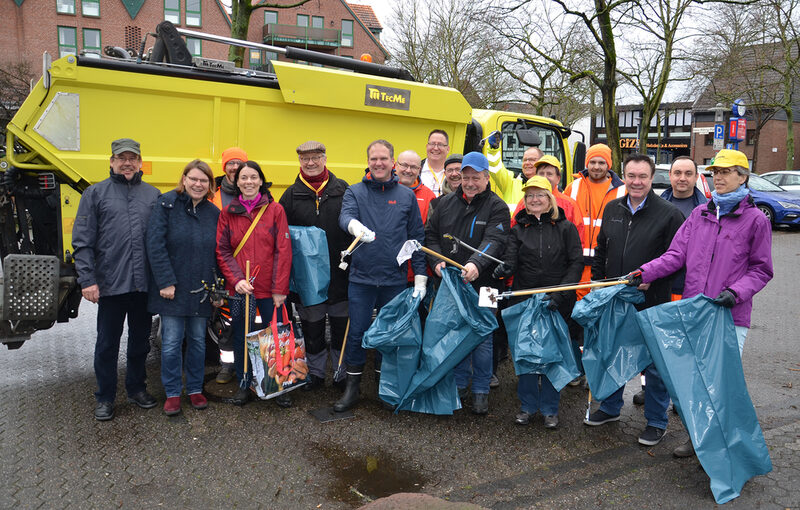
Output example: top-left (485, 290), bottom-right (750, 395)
top-left (228, 2), bottom-right (251, 67)
top-left (784, 74), bottom-right (795, 170)
top-left (596, 0), bottom-right (622, 173)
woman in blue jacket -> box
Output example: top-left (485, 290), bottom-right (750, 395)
top-left (146, 160), bottom-right (220, 416)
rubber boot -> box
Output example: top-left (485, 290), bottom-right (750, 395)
top-left (334, 368), bottom-right (362, 412)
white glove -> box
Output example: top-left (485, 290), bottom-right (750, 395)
top-left (347, 219), bottom-right (375, 243)
top-left (412, 274), bottom-right (428, 300)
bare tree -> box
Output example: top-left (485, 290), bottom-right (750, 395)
top-left (386, 0), bottom-right (515, 108)
top-left (0, 61), bottom-right (34, 138)
top-left (228, 0), bottom-right (311, 67)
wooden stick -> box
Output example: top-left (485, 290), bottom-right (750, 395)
top-left (508, 280), bottom-right (625, 298)
top-left (419, 245), bottom-right (466, 271)
top-left (243, 260), bottom-right (250, 378)
top-left (344, 231), bottom-right (365, 254)
top-left (334, 319), bottom-right (351, 379)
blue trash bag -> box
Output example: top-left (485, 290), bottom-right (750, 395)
top-left (362, 289), bottom-right (423, 406)
top-left (636, 295), bottom-right (772, 504)
top-left (571, 284), bottom-right (650, 401)
top-left (288, 226), bottom-right (330, 307)
top-left (396, 267), bottom-right (498, 415)
top-left (502, 294), bottom-right (581, 392)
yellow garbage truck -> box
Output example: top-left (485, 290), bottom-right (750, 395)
top-left (0, 21), bottom-right (584, 347)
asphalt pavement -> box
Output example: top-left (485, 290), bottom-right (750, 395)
top-left (0, 231), bottom-right (797, 509)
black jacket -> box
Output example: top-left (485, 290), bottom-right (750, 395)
top-left (279, 170), bottom-right (352, 305)
top-left (425, 185), bottom-right (510, 290)
top-left (592, 190), bottom-right (684, 309)
top-left (502, 208), bottom-right (583, 314)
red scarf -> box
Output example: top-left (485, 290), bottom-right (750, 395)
top-left (300, 167), bottom-right (329, 196)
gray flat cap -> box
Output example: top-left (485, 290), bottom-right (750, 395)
top-left (296, 140), bottom-right (326, 154)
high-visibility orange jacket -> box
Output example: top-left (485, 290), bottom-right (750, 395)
top-left (564, 169), bottom-right (626, 264)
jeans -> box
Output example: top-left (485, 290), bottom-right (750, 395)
top-left (517, 373), bottom-right (560, 415)
top-left (344, 282), bottom-right (406, 371)
top-left (600, 363), bottom-right (669, 429)
top-left (94, 292), bottom-right (152, 403)
top-left (454, 335), bottom-right (493, 394)
top-left (160, 315), bottom-right (207, 397)
top-left (231, 297), bottom-right (274, 384)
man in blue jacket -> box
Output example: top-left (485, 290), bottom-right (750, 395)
top-left (335, 139), bottom-right (427, 412)
top-left (72, 138), bottom-right (161, 421)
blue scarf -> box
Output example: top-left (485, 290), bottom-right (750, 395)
top-left (712, 184), bottom-right (749, 218)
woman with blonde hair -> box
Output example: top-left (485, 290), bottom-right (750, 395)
top-left (493, 175), bottom-right (583, 428)
top-left (146, 159), bottom-right (220, 416)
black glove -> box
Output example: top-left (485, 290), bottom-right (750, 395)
top-left (625, 269), bottom-right (643, 287)
top-left (543, 292), bottom-right (563, 311)
top-left (712, 289), bottom-right (737, 308)
top-left (492, 263), bottom-right (512, 280)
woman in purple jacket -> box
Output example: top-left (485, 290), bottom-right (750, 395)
top-left (630, 149), bottom-right (773, 457)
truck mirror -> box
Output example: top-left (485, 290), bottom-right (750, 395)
top-left (515, 129), bottom-right (541, 147)
top-left (573, 141), bottom-right (586, 173)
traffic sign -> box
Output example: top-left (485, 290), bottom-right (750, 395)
top-left (736, 118), bottom-right (747, 140)
top-left (729, 117), bottom-right (740, 139)
top-left (714, 124), bottom-right (724, 139)
top-left (713, 137), bottom-right (724, 151)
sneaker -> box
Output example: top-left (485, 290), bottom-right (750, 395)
top-left (515, 411), bottom-right (531, 425)
top-left (188, 393), bottom-right (208, 410)
top-left (163, 396), bottom-right (182, 416)
top-left (638, 425), bottom-right (666, 446)
top-left (94, 402), bottom-right (114, 421)
top-left (543, 414), bottom-right (559, 429)
top-left (216, 363), bottom-right (235, 384)
top-left (489, 374), bottom-right (500, 388)
top-left (673, 439), bottom-right (695, 458)
top-left (231, 386), bottom-right (251, 406)
top-left (583, 409), bottom-right (620, 426)
top-left (633, 388), bottom-right (645, 405)
top-left (128, 391), bottom-right (157, 409)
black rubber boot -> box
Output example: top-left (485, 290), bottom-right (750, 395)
top-left (333, 369), bottom-right (362, 412)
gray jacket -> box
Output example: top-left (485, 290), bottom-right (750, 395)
top-left (73, 171), bottom-right (160, 297)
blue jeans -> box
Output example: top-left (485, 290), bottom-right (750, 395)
top-left (160, 315), bottom-right (207, 397)
top-left (94, 292), bottom-right (152, 403)
top-left (454, 335), bottom-right (493, 394)
top-left (518, 373), bottom-right (560, 415)
top-left (231, 297), bottom-right (274, 384)
top-left (345, 282), bottom-right (406, 371)
top-left (600, 363), bottom-right (669, 429)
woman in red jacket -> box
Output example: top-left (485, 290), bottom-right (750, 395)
top-left (216, 161), bottom-right (292, 406)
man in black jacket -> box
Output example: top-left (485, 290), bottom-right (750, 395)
top-left (584, 153), bottom-right (684, 446)
top-left (279, 141), bottom-right (352, 393)
top-left (425, 152), bottom-right (510, 414)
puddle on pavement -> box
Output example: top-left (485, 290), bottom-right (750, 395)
top-left (315, 443), bottom-right (428, 506)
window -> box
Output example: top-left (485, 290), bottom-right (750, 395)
top-left (264, 10), bottom-right (277, 24)
top-left (82, 0), bottom-right (99, 16)
top-left (165, 0), bottom-right (180, 24)
top-left (82, 28), bottom-right (101, 55)
top-left (312, 16), bottom-right (324, 29)
top-left (501, 121), bottom-right (565, 176)
top-left (341, 19), bottom-right (353, 47)
top-left (704, 134), bottom-right (713, 146)
top-left (297, 14), bottom-right (309, 27)
top-left (185, 37), bottom-right (201, 57)
top-left (746, 129), bottom-right (756, 145)
top-left (58, 26), bottom-right (78, 57)
top-left (249, 49), bottom-right (261, 68)
top-left (57, 0), bottom-right (75, 14)
top-left (185, 0), bottom-right (201, 26)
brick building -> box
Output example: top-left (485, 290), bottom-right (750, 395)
top-left (1, 0), bottom-right (387, 80)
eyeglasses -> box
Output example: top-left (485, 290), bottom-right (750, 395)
top-left (299, 154), bottom-right (324, 163)
top-left (427, 142), bottom-right (448, 148)
top-left (185, 175), bottom-right (209, 185)
top-left (711, 167), bottom-right (738, 176)
top-left (396, 162), bottom-right (421, 171)
top-left (113, 156), bottom-right (139, 164)
top-left (525, 192), bottom-right (549, 200)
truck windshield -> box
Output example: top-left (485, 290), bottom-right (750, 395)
top-left (501, 121), bottom-right (566, 177)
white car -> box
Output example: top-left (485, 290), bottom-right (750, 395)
top-left (760, 170), bottom-right (800, 192)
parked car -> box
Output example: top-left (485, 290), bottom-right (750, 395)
top-left (759, 170), bottom-right (800, 192)
top-left (702, 171), bottom-right (800, 227)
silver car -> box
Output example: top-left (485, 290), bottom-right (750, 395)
top-left (760, 170), bottom-right (800, 192)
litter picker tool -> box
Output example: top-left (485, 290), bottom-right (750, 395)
top-left (442, 233), bottom-right (504, 266)
top-left (241, 260), bottom-right (251, 390)
top-left (333, 319), bottom-right (350, 381)
top-left (310, 318), bottom-right (355, 423)
top-left (396, 239), bottom-right (466, 271)
top-left (478, 277), bottom-right (632, 308)
top-left (338, 232), bottom-right (364, 270)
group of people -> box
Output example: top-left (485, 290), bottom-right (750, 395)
top-left (73, 133), bottom-right (772, 460)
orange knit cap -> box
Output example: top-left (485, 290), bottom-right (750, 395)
top-left (585, 144), bottom-right (612, 168)
top-left (221, 147), bottom-right (248, 170)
